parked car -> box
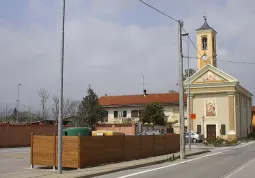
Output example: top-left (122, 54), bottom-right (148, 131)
top-left (139, 130), bottom-right (162, 135)
top-left (185, 131), bottom-right (204, 143)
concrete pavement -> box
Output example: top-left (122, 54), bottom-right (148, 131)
top-left (0, 147), bottom-right (31, 177)
top-left (96, 141), bottom-right (255, 178)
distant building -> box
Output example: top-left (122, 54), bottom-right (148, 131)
top-left (98, 92), bottom-right (188, 134)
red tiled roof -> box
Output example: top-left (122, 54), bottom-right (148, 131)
top-left (252, 106), bottom-right (255, 112)
top-left (99, 93), bottom-right (187, 106)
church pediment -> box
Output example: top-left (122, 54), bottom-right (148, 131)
top-left (184, 64), bottom-right (239, 86)
top-left (193, 71), bottom-right (227, 83)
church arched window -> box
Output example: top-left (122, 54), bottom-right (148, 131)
top-left (202, 37), bottom-right (207, 50)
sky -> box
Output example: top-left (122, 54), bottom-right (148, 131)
top-left (0, 0), bottom-right (255, 113)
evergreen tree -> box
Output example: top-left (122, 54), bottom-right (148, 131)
top-left (183, 68), bottom-right (196, 81)
top-left (75, 87), bottom-right (105, 127)
top-left (139, 103), bottom-right (168, 126)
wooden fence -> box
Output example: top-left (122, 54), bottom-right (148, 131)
top-left (0, 124), bottom-right (57, 148)
top-left (31, 134), bottom-right (180, 168)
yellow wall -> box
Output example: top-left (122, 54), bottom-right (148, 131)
top-left (196, 30), bottom-right (217, 69)
top-left (252, 112), bottom-right (255, 126)
top-left (192, 93), bottom-right (229, 138)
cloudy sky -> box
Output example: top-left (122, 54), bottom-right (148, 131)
top-left (0, 0), bottom-right (255, 112)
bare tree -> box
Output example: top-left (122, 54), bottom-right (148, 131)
top-left (52, 95), bottom-right (60, 120)
top-left (52, 96), bottom-right (79, 121)
top-left (38, 88), bottom-right (50, 120)
top-left (0, 106), bottom-right (16, 123)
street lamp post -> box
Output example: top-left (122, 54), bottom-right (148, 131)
top-left (202, 115), bottom-right (205, 142)
top-left (17, 84), bottom-right (21, 123)
top-left (58, 0), bottom-right (66, 174)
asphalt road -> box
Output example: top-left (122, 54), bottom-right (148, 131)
top-left (96, 141), bottom-right (255, 178)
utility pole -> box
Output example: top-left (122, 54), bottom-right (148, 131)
top-left (187, 37), bottom-right (191, 151)
top-left (178, 20), bottom-right (185, 159)
top-left (182, 34), bottom-right (191, 151)
top-left (17, 84), bottom-right (21, 123)
top-left (58, 0), bottom-right (65, 174)
top-left (5, 105), bottom-right (8, 121)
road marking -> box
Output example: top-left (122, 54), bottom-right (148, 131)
top-left (224, 157), bottom-right (255, 178)
top-left (118, 142), bottom-right (254, 178)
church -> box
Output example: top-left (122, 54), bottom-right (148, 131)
top-left (98, 18), bottom-right (253, 140)
top-left (184, 18), bottom-right (253, 140)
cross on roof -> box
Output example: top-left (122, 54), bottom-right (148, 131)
top-left (203, 12), bottom-right (207, 21)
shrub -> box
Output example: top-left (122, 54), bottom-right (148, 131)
top-left (248, 132), bottom-right (255, 139)
top-left (205, 137), bottom-right (238, 147)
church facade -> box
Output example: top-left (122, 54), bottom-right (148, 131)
top-left (184, 18), bottom-right (253, 140)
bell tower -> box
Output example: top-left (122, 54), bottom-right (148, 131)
top-left (196, 16), bottom-right (217, 69)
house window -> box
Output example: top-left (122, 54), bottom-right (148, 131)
top-left (202, 37), bottom-right (208, 50)
top-left (104, 111), bottom-right (108, 117)
top-left (123, 111), bottom-right (127, 117)
top-left (131, 110), bottom-right (139, 117)
top-left (104, 111), bottom-right (108, 122)
top-left (221, 124), bottom-right (226, 135)
top-left (197, 125), bottom-right (201, 134)
top-left (114, 111), bottom-right (118, 118)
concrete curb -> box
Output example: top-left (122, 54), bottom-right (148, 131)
top-left (76, 150), bottom-right (210, 178)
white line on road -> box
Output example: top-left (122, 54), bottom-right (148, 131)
top-left (118, 142), bottom-right (254, 178)
top-left (224, 156), bottom-right (255, 178)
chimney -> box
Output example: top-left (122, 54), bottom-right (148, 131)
top-left (143, 89), bottom-right (147, 96)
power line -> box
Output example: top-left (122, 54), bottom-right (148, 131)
top-left (138, 0), bottom-right (179, 22)
top-left (138, 0), bottom-right (254, 66)
top-left (137, 0), bottom-right (208, 64)
top-left (183, 56), bottom-right (255, 65)
top-left (182, 28), bottom-right (203, 60)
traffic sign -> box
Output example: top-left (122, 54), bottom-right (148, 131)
top-left (190, 113), bottom-right (196, 120)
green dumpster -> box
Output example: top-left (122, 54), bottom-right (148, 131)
top-left (63, 127), bottom-right (92, 136)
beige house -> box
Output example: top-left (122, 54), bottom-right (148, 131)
top-left (184, 18), bottom-right (253, 140)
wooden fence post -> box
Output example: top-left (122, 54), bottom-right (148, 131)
top-left (164, 134), bottom-right (167, 154)
top-left (30, 133), bottom-right (34, 169)
top-left (139, 135), bottom-right (142, 159)
top-left (152, 135), bottom-right (155, 156)
top-left (53, 133), bottom-right (56, 170)
top-left (78, 133), bottom-right (81, 169)
top-left (102, 135), bottom-right (105, 164)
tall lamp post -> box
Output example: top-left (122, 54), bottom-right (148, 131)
top-left (202, 115), bottom-right (205, 142)
top-left (58, 0), bottom-right (65, 174)
top-left (17, 84), bottom-right (21, 122)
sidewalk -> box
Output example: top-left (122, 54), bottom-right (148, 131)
top-left (5, 149), bottom-right (209, 178)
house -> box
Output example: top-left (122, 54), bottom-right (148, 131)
top-left (98, 92), bottom-right (188, 133)
top-left (183, 18), bottom-right (253, 140)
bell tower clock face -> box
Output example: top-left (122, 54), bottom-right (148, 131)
top-left (202, 54), bottom-right (208, 60)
